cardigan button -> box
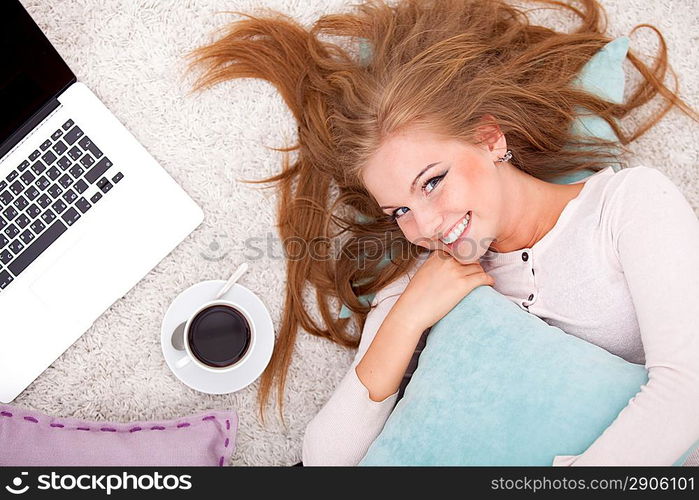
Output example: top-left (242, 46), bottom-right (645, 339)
top-left (522, 252), bottom-right (529, 262)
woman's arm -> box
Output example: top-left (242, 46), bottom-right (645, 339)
top-left (557, 166), bottom-right (699, 466)
top-left (302, 274), bottom-right (417, 465)
top-left (355, 299), bottom-right (433, 403)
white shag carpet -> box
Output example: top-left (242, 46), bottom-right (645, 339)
top-left (13, 0), bottom-right (698, 466)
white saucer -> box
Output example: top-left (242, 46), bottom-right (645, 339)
top-left (160, 280), bottom-right (275, 394)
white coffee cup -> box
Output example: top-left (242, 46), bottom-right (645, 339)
top-left (175, 299), bottom-right (256, 372)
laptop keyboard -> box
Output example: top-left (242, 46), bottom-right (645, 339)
top-left (0, 119), bottom-right (125, 292)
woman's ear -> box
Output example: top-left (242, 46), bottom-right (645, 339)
top-left (476, 114), bottom-right (508, 161)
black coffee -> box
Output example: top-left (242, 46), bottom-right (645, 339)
top-left (188, 305), bottom-right (251, 368)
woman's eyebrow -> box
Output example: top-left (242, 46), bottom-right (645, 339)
top-left (379, 162), bottom-right (441, 210)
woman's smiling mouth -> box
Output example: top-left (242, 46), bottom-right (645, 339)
top-left (440, 211), bottom-right (472, 247)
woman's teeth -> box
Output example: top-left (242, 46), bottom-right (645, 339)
top-left (440, 212), bottom-right (471, 245)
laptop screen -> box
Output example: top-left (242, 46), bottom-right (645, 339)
top-left (0, 1), bottom-right (75, 156)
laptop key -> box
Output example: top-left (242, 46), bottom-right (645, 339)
top-left (20, 171), bottom-right (36, 185)
top-left (61, 207), bottom-right (81, 226)
top-left (74, 179), bottom-right (88, 194)
top-left (0, 218), bottom-right (6, 231)
top-left (0, 181), bottom-right (6, 191)
top-left (12, 196), bottom-right (29, 212)
top-left (34, 176), bottom-right (51, 191)
top-left (26, 204), bottom-right (41, 219)
top-left (61, 189), bottom-right (77, 204)
top-left (4, 223), bottom-right (19, 239)
top-left (69, 165), bottom-right (84, 179)
top-left (79, 154), bottom-right (95, 169)
top-left (15, 214), bottom-right (30, 230)
top-left (19, 229), bottom-right (35, 245)
top-left (98, 178), bottom-right (112, 194)
top-left (0, 270), bottom-right (13, 289)
top-left (8, 238), bottom-right (24, 255)
top-left (46, 166), bottom-right (61, 181)
top-left (8, 220), bottom-right (68, 277)
top-left (10, 181), bottom-right (24, 196)
top-left (58, 174), bottom-right (73, 189)
top-left (51, 129), bottom-right (63, 141)
top-left (90, 192), bottom-right (102, 204)
top-left (0, 190), bottom-right (13, 205)
top-left (75, 197), bottom-right (91, 214)
top-left (52, 199), bottom-right (67, 214)
top-left (30, 219), bottom-right (45, 235)
top-left (3, 207), bottom-right (18, 222)
top-left (112, 172), bottom-right (124, 184)
top-left (85, 157), bottom-right (113, 184)
top-left (57, 156), bottom-right (71, 171)
top-left (47, 184), bottom-right (63, 199)
top-left (0, 249), bottom-right (11, 265)
top-left (63, 126), bottom-right (84, 146)
top-left (67, 146), bottom-right (82, 161)
top-left (78, 136), bottom-right (103, 159)
top-left (52, 140), bottom-right (68, 156)
top-left (7, 171), bottom-right (18, 182)
top-left (17, 160), bottom-right (30, 172)
top-left (25, 186), bottom-right (40, 201)
top-left (31, 160), bottom-right (46, 175)
top-left (29, 150), bottom-right (41, 161)
top-left (62, 119), bottom-right (74, 131)
top-left (41, 210), bottom-right (56, 224)
top-left (40, 139), bottom-right (52, 151)
top-left (37, 193), bottom-right (52, 209)
top-left (41, 150), bottom-right (57, 166)
top-left (0, 234), bottom-right (7, 247)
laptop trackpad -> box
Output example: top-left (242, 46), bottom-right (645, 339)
top-left (29, 229), bottom-right (131, 323)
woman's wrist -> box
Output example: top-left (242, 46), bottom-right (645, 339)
top-left (389, 295), bottom-right (431, 333)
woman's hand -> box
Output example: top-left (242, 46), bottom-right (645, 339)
top-left (391, 249), bottom-right (494, 332)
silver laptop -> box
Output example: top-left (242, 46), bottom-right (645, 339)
top-left (0, 1), bottom-right (204, 402)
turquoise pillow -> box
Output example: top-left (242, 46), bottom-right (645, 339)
top-left (553, 36), bottom-right (628, 183)
top-left (338, 37), bottom-right (628, 318)
top-left (359, 286), bottom-right (699, 465)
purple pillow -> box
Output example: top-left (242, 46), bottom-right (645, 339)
top-left (0, 405), bottom-right (237, 466)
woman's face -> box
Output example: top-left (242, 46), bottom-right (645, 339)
top-left (362, 127), bottom-right (505, 263)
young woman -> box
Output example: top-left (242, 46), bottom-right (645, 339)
top-left (188, 0), bottom-right (699, 465)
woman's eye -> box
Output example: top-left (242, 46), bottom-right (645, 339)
top-left (423, 174), bottom-right (444, 194)
top-left (390, 173), bottom-right (446, 221)
top-left (391, 206), bottom-right (409, 219)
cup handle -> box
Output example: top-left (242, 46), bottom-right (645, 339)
top-left (175, 355), bottom-right (191, 369)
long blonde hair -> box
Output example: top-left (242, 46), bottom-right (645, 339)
top-left (186, 0), bottom-right (697, 422)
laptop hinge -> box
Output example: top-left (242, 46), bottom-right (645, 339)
top-left (0, 96), bottom-right (63, 162)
